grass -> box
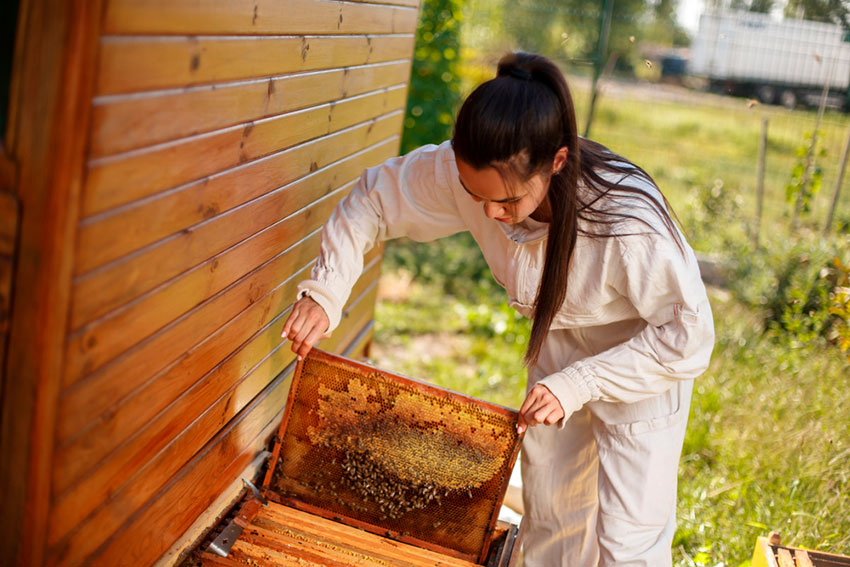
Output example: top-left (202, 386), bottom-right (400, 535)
top-left (575, 83), bottom-right (850, 251)
top-left (371, 274), bottom-right (850, 566)
top-left (367, 76), bottom-right (850, 566)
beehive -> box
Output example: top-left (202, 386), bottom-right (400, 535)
top-left (199, 348), bottom-right (523, 566)
top-left (751, 535), bottom-right (850, 567)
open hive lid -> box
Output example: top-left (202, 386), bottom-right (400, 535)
top-left (262, 348), bottom-right (522, 564)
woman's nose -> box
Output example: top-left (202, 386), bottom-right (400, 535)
top-left (483, 201), bottom-right (503, 219)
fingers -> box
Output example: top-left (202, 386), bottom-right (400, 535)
top-left (517, 385), bottom-right (565, 434)
top-left (281, 297), bottom-right (330, 359)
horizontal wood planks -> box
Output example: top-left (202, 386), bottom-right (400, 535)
top-left (89, 62), bottom-right (409, 159)
top-left (103, 0), bottom-right (419, 36)
top-left (49, 0), bottom-right (416, 564)
top-left (98, 34), bottom-right (415, 95)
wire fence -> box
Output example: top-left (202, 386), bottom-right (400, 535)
top-left (455, 2), bottom-right (850, 239)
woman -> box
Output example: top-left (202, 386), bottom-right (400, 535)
top-left (281, 51), bottom-right (714, 567)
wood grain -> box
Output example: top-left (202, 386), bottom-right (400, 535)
top-left (55, 254), bottom-right (380, 511)
top-left (57, 372), bottom-right (283, 567)
top-left (78, 110), bottom-right (402, 271)
top-left (776, 548), bottom-right (795, 567)
top-left (231, 502), bottom-right (478, 567)
top-left (0, 0), bottom-right (103, 565)
top-left (50, 276), bottom-right (380, 564)
top-left (83, 86), bottom-right (406, 215)
top-left (59, 234), bottom-right (322, 446)
top-left (0, 190), bottom-right (18, 256)
top-left (90, 62), bottom-right (409, 158)
top-left (794, 549), bottom-right (814, 567)
top-left (103, 0), bottom-right (419, 36)
top-left (98, 34), bottom-right (414, 94)
top-left (67, 138), bottom-right (396, 371)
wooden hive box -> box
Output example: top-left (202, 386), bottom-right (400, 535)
top-left (193, 349), bottom-right (524, 567)
top-left (752, 534), bottom-right (850, 567)
top-left (0, 1), bottom-right (419, 565)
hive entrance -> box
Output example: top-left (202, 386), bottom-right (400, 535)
top-left (264, 349), bottom-right (521, 563)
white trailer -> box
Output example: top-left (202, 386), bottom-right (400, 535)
top-left (689, 10), bottom-right (850, 109)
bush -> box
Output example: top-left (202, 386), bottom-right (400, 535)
top-left (383, 233), bottom-right (501, 301)
top-left (730, 232), bottom-right (850, 355)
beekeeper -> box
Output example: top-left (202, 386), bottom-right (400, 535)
top-left (280, 51), bottom-right (715, 567)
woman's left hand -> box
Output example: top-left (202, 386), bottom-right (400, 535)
top-left (517, 384), bottom-right (565, 434)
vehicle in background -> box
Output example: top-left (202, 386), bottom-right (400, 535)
top-left (689, 10), bottom-right (850, 110)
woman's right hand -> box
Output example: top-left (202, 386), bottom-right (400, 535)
top-left (281, 296), bottom-right (330, 360)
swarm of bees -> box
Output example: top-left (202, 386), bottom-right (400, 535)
top-left (338, 450), bottom-right (452, 521)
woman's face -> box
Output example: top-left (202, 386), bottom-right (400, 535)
top-left (455, 149), bottom-right (567, 224)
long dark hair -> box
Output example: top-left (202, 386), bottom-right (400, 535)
top-left (451, 52), bottom-right (683, 367)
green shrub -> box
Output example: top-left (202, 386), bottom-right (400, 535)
top-left (730, 233), bottom-right (850, 354)
top-left (383, 233), bottom-right (500, 301)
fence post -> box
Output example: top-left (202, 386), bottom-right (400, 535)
top-left (754, 117), bottom-right (768, 247)
top-left (583, 0), bottom-right (614, 138)
top-left (824, 119), bottom-right (850, 235)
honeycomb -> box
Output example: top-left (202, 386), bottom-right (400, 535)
top-left (269, 350), bottom-right (520, 562)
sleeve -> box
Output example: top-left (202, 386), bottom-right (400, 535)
top-left (537, 234), bottom-right (715, 417)
top-left (297, 142), bottom-right (468, 332)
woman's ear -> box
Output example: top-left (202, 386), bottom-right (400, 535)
top-left (552, 147), bottom-right (569, 174)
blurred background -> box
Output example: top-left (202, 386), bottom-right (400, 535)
top-left (372, 1), bottom-right (850, 565)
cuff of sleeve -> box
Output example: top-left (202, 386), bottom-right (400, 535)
top-left (296, 281), bottom-right (342, 332)
top-left (537, 362), bottom-right (598, 430)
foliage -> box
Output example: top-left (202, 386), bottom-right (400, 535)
top-left (784, 0), bottom-right (850, 29)
top-left (827, 257), bottom-right (850, 361)
top-left (674, 291), bottom-right (850, 566)
top-left (786, 131), bottom-right (826, 219)
top-left (729, 232), bottom-right (850, 352)
top-left (401, 0), bottom-right (464, 154)
top-left (461, 0), bottom-right (689, 82)
top-left (681, 177), bottom-right (746, 251)
top-left (372, 272), bottom-right (850, 566)
top-left (383, 233), bottom-right (500, 301)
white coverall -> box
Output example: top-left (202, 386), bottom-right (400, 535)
top-left (296, 141), bottom-right (715, 567)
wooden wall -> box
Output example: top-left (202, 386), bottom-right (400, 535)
top-left (1, 1), bottom-right (419, 566)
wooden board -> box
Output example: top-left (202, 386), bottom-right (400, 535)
top-left (68, 137), bottom-right (397, 367)
top-left (54, 255), bottom-right (382, 514)
top-left (201, 501), bottom-right (478, 567)
top-left (48, 279), bottom-right (381, 566)
top-left (0, 1), bottom-right (104, 565)
top-left (90, 63), bottom-right (409, 158)
top-left (84, 86), bottom-right (405, 216)
top-left (103, 0), bottom-right (419, 36)
top-left (77, 111), bottom-right (403, 272)
top-left (97, 34), bottom-right (415, 94)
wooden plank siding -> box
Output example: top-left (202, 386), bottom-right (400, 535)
top-left (0, 1), bottom-right (106, 565)
top-left (32, 0), bottom-right (418, 565)
top-left (97, 34), bottom-right (415, 95)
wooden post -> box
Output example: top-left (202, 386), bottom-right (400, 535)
top-left (583, 0), bottom-right (614, 138)
top-left (824, 118), bottom-right (850, 235)
top-left (754, 117), bottom-right (768, 247)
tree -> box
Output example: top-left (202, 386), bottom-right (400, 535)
top-left (784, 0), bottom-right (850, 29)
top-left (401, 0), bottom-right (465, 154)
